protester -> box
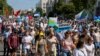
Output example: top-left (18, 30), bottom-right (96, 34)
top-left (36, 35), bottom-right (47, 56)
top-left (47, 32), bottom-right (58, 56)
top-left (0, 14), bottom-right (99, 56)
top-left (3, 28), bottom-right (11, 56)
top-left (8, 31), bottom-right (19, 56)
top-left (22, 31), bottom-right (33, 56)
top-left (61, 31), bottom-right (75, 56)
top-left (84, 37), bottom-right (95, 56)
top-left (72, 31), bottom-right (79, 47)
top-left (93, 29), bottom-right (100, 48)
top-left (73, 39), bottom-right (87, 56)
top-left (19, 28), bottom-right (25, 56)
top-left (30, 28), bottom-right (36, 55)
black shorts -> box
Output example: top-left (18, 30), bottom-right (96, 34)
top-left (9, 48), bottom-right (17, 53)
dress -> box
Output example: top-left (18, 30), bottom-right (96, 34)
top-left (47, 36), bottom-right (57, 56)
top-left (37, 39), bottom-right (46, 56)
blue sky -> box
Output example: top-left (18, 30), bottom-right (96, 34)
top-left (7, 0), bottom-right (40, 10)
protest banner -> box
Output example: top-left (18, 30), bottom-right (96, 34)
top-left (56, 26), bottom-right (72, 32)
top-left (48, 17), bottom-right (58, 27)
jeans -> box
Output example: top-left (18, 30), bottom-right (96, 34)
top-left (63, 52), bottom-right (71, 56)
top-left (4, 39), bottom-right (9, 56)
top-left (57, 44), bottom-right (61, 56)
top-left (61, 49), bottom-right (71, 56)
top-left (95, 42), bottom-right (100, 48)
top-left (23, 48), bottom-right (33, 56)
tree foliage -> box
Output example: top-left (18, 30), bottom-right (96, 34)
top-left (52, 0), bottom-right (64, 15)
top-left (0, 0), bottom-right (13, 15)
top-left (71, 0), bottom-right (96, 13)
top-left (62, 3), bottom-right (75, 19)
top-left (48, 0), bottom-right (96, 19)
top-left (36, 7), bottom-right (44, 16)
top-left (49, 0), bottom-right (75, 19)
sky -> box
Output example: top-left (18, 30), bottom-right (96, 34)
top-left (7, 0), bottom-right (40, 10)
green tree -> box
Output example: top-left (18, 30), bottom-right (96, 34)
top-left (36, 7), bottom-right (43, 16)
top-left (52, 0), bottom-right (64, 15)
top-left (0, 0), bottom-right (13, 15)
top-left (49, 0), bottom-right (75, 19)
top-left (71, 0), bottom-right (96, 13)
top-left (48, 0), bottom-right (96, 19)
top-left (7, 5), bottom-right (13, 14)
top-left (0, 1), bottom-right (3, 15)
top-left (62, 3), bottom-right (75, 19)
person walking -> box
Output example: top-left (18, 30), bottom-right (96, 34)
top-left (84, 37), bottom-right (95, 56)
top-left (3, 28), bottom-right (11, 56)
top-left (47, 32), bottom-right (58, 56)
top-left (8, 31), bottom-right (19, 56)
top-left (73, 39), bottom-right (87, 56)
top-left (61, 31), bottom-right (75, 56)
top-left (36, 35), bottom-right (47, 56)
top-left (22, 31), bottom-right (33, 56)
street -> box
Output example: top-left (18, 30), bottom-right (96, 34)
top-left (0, 40), bottom-right (3, 56)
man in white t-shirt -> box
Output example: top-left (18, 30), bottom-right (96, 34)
top-left (84, 37), bottom-right (95, 56)
top-left (22, 31), bottom-right (33, 55)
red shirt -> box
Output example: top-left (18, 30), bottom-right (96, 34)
top-left (28, 16), bottom-right (32, 20)
top-left (8, 34), bottom-right (19, 48)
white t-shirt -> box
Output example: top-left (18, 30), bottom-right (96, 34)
top-left (22, 35), bottom-right (33, 49)
top-left (40, 23), bottom-right (47, 31)
top-left (73, 48), bottom-right (87, 56)
top-left (84, 44), bottom-right (95, 56)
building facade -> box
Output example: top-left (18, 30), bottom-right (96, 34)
top-left (36, 0), bottom-right (70, 14)
top-left (40, 0), bottom-right (48, 13)
top-left (96, 0), bottom-right (100, 7)
top-left (95, 0), bottom-right (100, 16)
top-left (46, 0), bottom-right (58, 14)
top-left (36, 0), bottom-right (58, 13)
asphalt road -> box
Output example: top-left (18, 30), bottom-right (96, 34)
top-left (0, 41), bottom-right (3, 56)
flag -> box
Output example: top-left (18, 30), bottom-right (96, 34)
top-left (94, 16), bottom-right (100, 22)
top-left (75, 10), bottom-right (88, 21)
top-left (14, 10), bottom-right (21, 17)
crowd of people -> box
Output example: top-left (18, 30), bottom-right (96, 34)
top-left (0, 16), bottom-right (100, 56)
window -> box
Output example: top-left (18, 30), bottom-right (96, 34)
top-left (96, 7), bottom-right (100, 16)
top-left (98, 1), bottom-right (100, 7)
top-left (43, 6), bottom-right (46, 9)
top-left (43, 3), bottom-right (45, 6)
